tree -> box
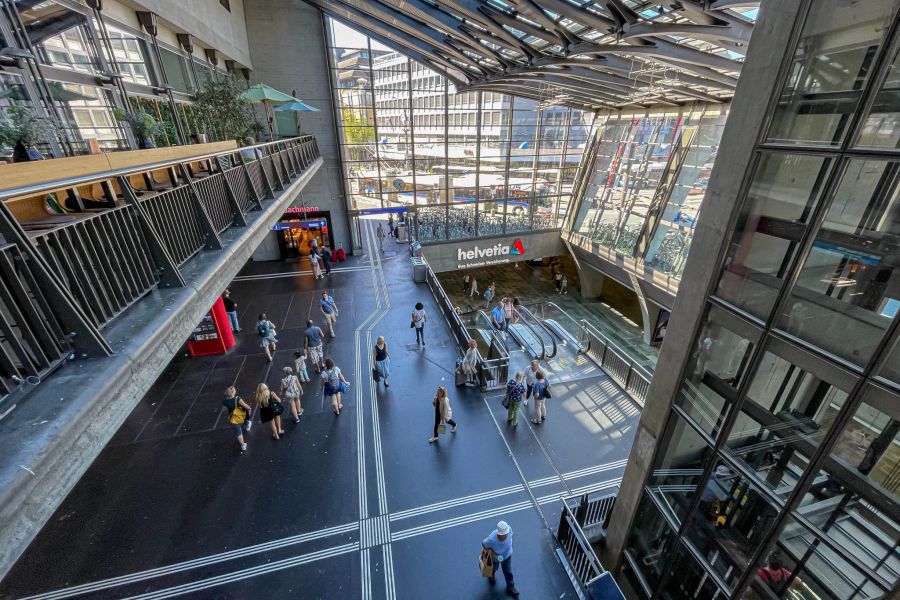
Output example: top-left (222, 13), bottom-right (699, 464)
top-left (193, 75), bottom-right (257, 142)
top-left (341, 107), bottom-right (375, 144)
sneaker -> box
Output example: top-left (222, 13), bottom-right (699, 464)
top-left (330, 332), bottom-right (336, 338)
top-left (488, 576), bottom-right (496, 585)
top-left (428, 436), bottom-right (438, 443)
top-left (240, 442), bottom-right (247, 452)
top-left (384, 381), bottom-right (389, 387)
top-left (506, 586), bottom-right (520, 597)
top-left (245, 421), bottom-right (252, 431)
top-left (298, 408), bottom-right (305, 416)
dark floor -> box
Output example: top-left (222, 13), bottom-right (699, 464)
top-left (0, 220), bottom-right (640, 600)
top-left (438, 261), bottom-right (659, 372)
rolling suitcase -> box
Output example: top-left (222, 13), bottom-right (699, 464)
top-left (335, 243), bottom-right (346, 262)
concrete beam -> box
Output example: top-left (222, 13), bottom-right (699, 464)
top-left (0, 158), bottom-right (323, 582)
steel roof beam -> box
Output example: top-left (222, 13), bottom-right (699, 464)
top-left (596, 0), bottom-right (640, 27)
top-left (621, 22), bottom-right (750, 51)
top-left (709, 0), bottom-right (760, 9)
top-left (480, 5), bottom-right (560, 48)
top-left (569, 39), bottom-right (742, 73)
top-left (533, 0), bottom-right (616, 35)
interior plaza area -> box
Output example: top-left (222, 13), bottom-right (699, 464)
top-left (0, 0), bottom-right (898, 599)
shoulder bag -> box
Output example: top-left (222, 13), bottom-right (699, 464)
top-left (228, 398), bottom-right (247, 424)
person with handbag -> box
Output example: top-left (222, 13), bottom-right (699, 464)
top-left (530, 371), bottom-right (549, 425)
top-left (428, 385), bottom-right (457, 443)
top-left (322, 357), bottom-right (350, 415)
top-left (255, 383), bottom-right (284, 440)
top-left (223, 386), bottom-right (252, 453)
top-left (481, 520), bottom-right (519, 597)
top-left (411, 302), bottom-right (427, 347)
top-left (461, 339), bottom-right (479, 387)
top-left (280, 366), bottom-right (304, 424)
top-left (373, 336), bottom-right (390, 387)
top-left (504, 372), bottom-right (526, 427)
top-left (256, 313), bottom-right (277, 363)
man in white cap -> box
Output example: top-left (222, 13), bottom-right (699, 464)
top-left (482, 520), bottom-right (519, 597)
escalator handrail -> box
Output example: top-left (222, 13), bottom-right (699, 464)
top-left (516, 306), bottom-right (557, 359)
top-left (536, 301), bottom-right (588, 353)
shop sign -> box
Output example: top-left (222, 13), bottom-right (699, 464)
top-left (284, 206), bottom-right (320, 214)
top-left (421, 231), bottom-right (564, 272)
top-left (271, 219), bottom-right (327, 230)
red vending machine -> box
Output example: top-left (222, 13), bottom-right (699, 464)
top-left (187, 297), bottom-right (236, 356)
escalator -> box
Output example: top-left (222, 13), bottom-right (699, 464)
top-left (531, 302), bottom-right (588, 354)
top-left (513, 306), bottom-right (557, 360)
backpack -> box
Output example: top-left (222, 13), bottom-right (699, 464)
top-left (257, 322), bottom-right (270, 337)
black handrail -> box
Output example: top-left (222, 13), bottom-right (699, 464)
top-left (515, 305), bottom-right (557, 359)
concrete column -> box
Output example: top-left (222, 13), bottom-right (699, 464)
top-left (600, 0), bottom-right (807, 571)
top-left (564, 239), bottom-right (603, 299)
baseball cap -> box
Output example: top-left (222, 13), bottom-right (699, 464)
top-left (497, 521), bottom-right (510, 535)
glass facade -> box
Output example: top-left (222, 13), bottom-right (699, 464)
top-left (325, 18), bottom-right (591, 242)
top-left (568, 105), bottom-right (727, 282)
top-left (622, 2), bottom-right (900, 599)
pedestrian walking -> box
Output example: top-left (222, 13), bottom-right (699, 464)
top-left (530, 371), bottom-right (549, 424)
top-left (319, 291), bottom-right (338, 338)
top-left (469, 277), bottom-right (479, 299)
top-left (554, 270), bottom-right (563, 292)
top-left (310, 249), bottom-right (323, 280)
top-left (428, 385), bottom-right (457, 443)
top-left (502, 297), bottom-right (513, 332)
top-left (256, 313), bottom-right (277, 362)
top-left (412, 302), bottom-right (427, 347)
top-left (491, 301), bottom-right (506, 335)
top-left (524, 360), bottom-right (539, 404)
top-left (504, 372), bottom-right (526, 427)
top-left (483, 283), bottom-right (495, 309)
top-left (511, 297), bottom-right (522, 324)
top-left (373, 336), bottom-right (391, 387)
top-left (376, 223), bottom-right (386, 252)
top-left (255, 383), bottom-right (284, 440)
top-left (482, 521), bottom-right (519, 597)
top-left (388, 214), bottom-right (395, 237)
top-left (294, 349), bottom-right (311, 382)
top-left (223, 386), bottom-right (252, 453)
top-left (304, 319), bottom-right (326, 373)
top-left (322, 357), bottom-right (350, 415)
top-left (559, 275), bottom-right (568, 295)
top-left (222, 289), bottom-right (240, 333)
top-left (461, 339), bottom-right (479, 387)
top-left (462, 273), bottom-right (471, 294)
top-left (280, 366), bottom-right (304, 423)
top-left (321, 246), bottom-right (333, 276)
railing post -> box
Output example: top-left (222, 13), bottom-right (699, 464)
top-left (236, 153), bottom-right (264, 210)
top-left (277, 147), bottom-right (294, 179)
top-left (283, 141), bottom-right (298, 175)
top-left (213, 157), bottom-right (248, 227)
top-left (0, 202), bottom-right (112, 357)
top-left (117, 177), bottom-right (186, 288)
top-left (256, 152), bottom-right (276, 199)
top-left (177, 164), bottom-right (223, 250)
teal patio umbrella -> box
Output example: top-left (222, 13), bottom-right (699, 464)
top-left (240, 83), bottom-right (301, 140)
top-left (275, 100), bottom-right (320, 135)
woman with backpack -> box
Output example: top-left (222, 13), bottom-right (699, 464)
top-left (256, 313), bottom-right (277, 362)
top-left (428, 385), bottom-right (457, 443)
top-left (530, 371), bottom-right (549, 425)
top-left (223, 386), bottom-right (252, 453)
top-left (255, 383), bottom-right (284, 440)
top-left (322, 357), bottom-right (350, 415)
top-left (411, 302), bottom-right (427, 347)
top-left (280, 366), bottom-right (304, 423)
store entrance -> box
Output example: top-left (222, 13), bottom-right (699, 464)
top-left (275, 211), bottom-right (333, 259)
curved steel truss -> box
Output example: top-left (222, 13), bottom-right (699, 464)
top-left (307, 0), bottom-right (759, 110)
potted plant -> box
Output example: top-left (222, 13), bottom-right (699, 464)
top-left (193, 76), bottom-right (255, 142)
top-left (0, 106), bottom-right (57, 162)
top-left (114, 108), bottom-right (164, 149)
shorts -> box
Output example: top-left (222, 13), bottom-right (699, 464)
top-left (260, 336), bottom-right (276, 349)
top-left (309, 344), bottom-right (323, 364)
top-left (232, 423), bottom-right (245, 437)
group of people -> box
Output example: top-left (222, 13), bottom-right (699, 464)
top-left (308, 237), bottom-right (335, 280)
top-left (503, 363), bottom-right (551, 426)
top-left (375, 214), bottom-right (402, 252)
top-left (490, 297), bottom-right (522, 337)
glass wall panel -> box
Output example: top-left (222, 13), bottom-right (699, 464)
top-left (715, 153), bottom-right (831, 319)
top-left (744, 517), bottom-right (888, 600)
top-left (102, 24), bottom-right (153, 87)
top-left (416, 205), bottom-right (446, 242)
top-left (684, 468), bottom-right (778, 590)
top-left (448, 203), bottom-right (475, 239)
top-left (658, 541), bottom-right (729, 600)
top-left (678, 305), bottom-right (757, 438)
top-left (477, 201), bottom-right (504, 237)
top-left (778, 159), bottom-right (899, 366)
top-left (160, 48), bottom-right (194, 94)
top-left (16, 1), bottom-right (100, 74)
top-left (767, 0), bottom-right (896, 146)
top-left (624, 493), bottom-right (679, 592)
top-left (856, 48), bottom-right (900, 148)
top-left (648, 412), bottom-right (714, 524)
top-left (722, 346), bottom-right (850, 498)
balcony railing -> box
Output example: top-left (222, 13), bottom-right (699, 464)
top-left (0, 136), bottom-right (320, 403)
top-left (580, 320), bottom-right (652, 405)
top-left (556, 489), bottom-right (619, 595)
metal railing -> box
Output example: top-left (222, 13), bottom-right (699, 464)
top-left (0, 135), bottom-right (321, 402)
top-left (421, 258), bottom-right (508, 390)
top-left (556, 489), bottom-right (618, 595)
top-left (580, 320), bottom-right (652, 405)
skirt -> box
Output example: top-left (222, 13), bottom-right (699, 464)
top-left (375, 357), bottom-right (391, 379)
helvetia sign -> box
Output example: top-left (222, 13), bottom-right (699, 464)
top-left (456, 239), bottom-right (524, 267)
